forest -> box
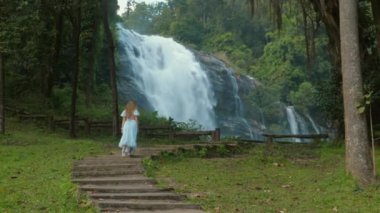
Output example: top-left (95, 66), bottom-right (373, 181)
top-left (1, 0), bottom-right (380, 212)
top-left (123, 0), bottom-right (380, 132)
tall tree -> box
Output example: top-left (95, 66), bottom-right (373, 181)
top-left (340, 0), bottom-right (374, 185)
top-left (102, 0), bottom-right (120, 137)
top-left (0, 53), bottom-right (4, 134)
top-left (371, 0), bottom-right (380, 56)
top-left (85, 0), bottom-right (101, 106)
top-left (47, 0), bottom-right (65, 97)
top-left (69, 0), bottom-right (82, 138)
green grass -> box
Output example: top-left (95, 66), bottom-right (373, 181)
top-left (0, 120), bottom-right (115, 212)
top-left (149, 143), bottom-right (380, 212)
top-left (2, 119), bottom-right (380, 212)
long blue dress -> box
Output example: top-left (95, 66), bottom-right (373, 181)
top-left (118, 109), bottom-right (140, 149)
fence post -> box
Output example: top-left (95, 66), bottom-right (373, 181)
top-left (214, 128), bottom-right (220, 142)
top-left (48, 116), bottom-right (54, 131)
top-left (84, 118), bottom-right (90, 135)
top-left (266, 135), bottom-right (273, 152)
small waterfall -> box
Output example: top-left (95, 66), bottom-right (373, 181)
top-left (306, 114), bottom-right (320, 134)
top-left (117, 24), bottom-right (216, 129)
top-left (286, 106), bottom-right (301, 142)
top-left (227, 69), bottom-right (255, 139)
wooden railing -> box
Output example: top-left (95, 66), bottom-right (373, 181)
top-left (141, 125), bottom-right (220, 142)
top-left (262, 133), bottom-right (329, 147)
top-left (11, 109), bottom-right (221, 141)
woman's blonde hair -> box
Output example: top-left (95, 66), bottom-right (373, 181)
top-left (125, 100), bottom-right (137, 118)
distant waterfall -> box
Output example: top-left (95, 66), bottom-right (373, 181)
top-left (227, 69), bottom-right (255, 139)
top-left (286, 106), bottom-right (301, 142)
top-left (306, 114), bottom-right (320, 134)
top-left (117, 24), bottom-right (216, 129)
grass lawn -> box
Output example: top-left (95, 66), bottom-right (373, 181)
top-left (0, 120), bottom-right (115, 212)
top-left (150, 143), bottom-right (380, 213)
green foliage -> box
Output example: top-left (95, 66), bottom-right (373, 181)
top-left (172, 119), bottom-right (202, 131)
top-left (169, 17), bottom-right (204, 46)
top-left (122, 3), bottom-right (156, 34)
top-left (204, 32), bottom-right (253, 71)
top-left (289, 82), bottom-right (317, 113)
top-left (250, 31), bottom-right (308, 100)
top-left (0, 0), bottom-right (120, 123)
top-left (139, 110), bottom-right (169, 126)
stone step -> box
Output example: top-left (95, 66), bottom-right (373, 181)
top-left (74, 157), bottom-right (142, 165)
top-left (72, 176), bottom-right (155, 185)
top-left (105, 210), bottom-right (205, 213)
top-left (80, 185), bottom-right (173, 193)
top-left (72, 146), bottom-right (207, 212)
top-left (72, 175), bottom-right (157, 185)
top-left (73, 175), bottom-right (154, 184)
top-left (73, 169), bottom-right (144, 177)
top-left (90, 192), bottom-right (184, 200)
top-left (74, 162), bottom-right (142, 168)
top-left (73, 163), bottom-right (142, 171)
top-left (75, 158), bottom-right (142, 164)
top-left (95, 199), bottom-right (202, 210)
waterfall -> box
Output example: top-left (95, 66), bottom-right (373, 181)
top-left (286, 106), bottom-right (301, 142)
top-left (306, 114), bottom-right (320, 134)
top-left (116, 24), bottom-right (324, 140)
top-left (227, 69), bottom-right (255, 139)
top-left (117, 24), bottom-right (216, 129)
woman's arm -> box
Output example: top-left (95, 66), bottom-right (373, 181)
top-left (121, 117), bottom-right (126, 129)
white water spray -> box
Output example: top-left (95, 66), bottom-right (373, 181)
top-left (117, 24), bottom-right (216, 129)
top-left (286, 106), bottom-right (301, 142)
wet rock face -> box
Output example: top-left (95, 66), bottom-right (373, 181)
top-left (195, 52), bottom-right (262, 138)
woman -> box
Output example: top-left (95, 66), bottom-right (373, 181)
top-left (119, 100), bottom-right (140, 157)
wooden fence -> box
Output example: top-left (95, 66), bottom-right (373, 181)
top-left (13, 110), bottom-right (221, 141)
top-left (262, 133), bottom-right (329, 148)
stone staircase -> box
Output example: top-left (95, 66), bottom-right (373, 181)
top-left (72, 145), bottom-right (207, 213)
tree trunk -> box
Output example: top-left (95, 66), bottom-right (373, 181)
top-left (70, 0), bottom-right (82, 138)
top-left (0, 53), bottom-right (4, 134)
top-left (86, 1), bottom-right (100, 107)
top-left (46, 5), bottom-right (64, 97)
top-left (310, 0), bottom-right (340, 66)
top-left (371, 0), bottom-right (380, 56)
top-left (301, 1), bottom-right (311, 76)
top-left (102, 0), bottom-right (120, 137)
top-left (340, 0), bottom-right (374, 185)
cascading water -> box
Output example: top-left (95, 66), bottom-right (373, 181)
top-left (286, 106), bottom-right (301, 142)
top-left (117, 24), bottom-right (216, 129)
top-left (117, 23), bottom-right (324, 140)
top-left (306, 114), bottom-right (320, 134)
top-left (227, 69), bottom-right (255, 139)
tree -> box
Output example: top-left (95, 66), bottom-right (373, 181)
top-left (340, 0), bottom-right (374, 185)
top-left (85, 0), bottom-right (101, 106)
top-left (371, 0), bottom-right (380, 56)
top-left (102, 0), bottom-right (120, 137)
top-left (0, 53), bottom-right (4, 134)
top-left (48, 0), bottom-right (65, 98)
top-left (69, 0), bottom-right (82, 138)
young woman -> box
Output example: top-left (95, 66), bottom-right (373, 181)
top-left (119, 100), bottom-right (140, 157)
